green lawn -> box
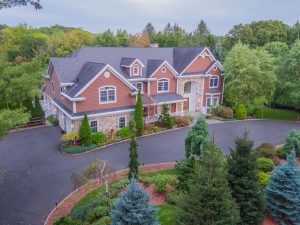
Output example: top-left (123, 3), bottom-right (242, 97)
top-left (263, 107), bottom-right (300, 121)
top-left (142, 169), bottom-right (176, 178)
top-left (156, 204), bottom-right (178, 225)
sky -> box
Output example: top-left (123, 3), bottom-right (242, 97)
top-left (0, 0), bottom-right (299, 35)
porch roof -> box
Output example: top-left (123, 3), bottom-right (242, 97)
top-left (151, 93), bottom-right (186, 104)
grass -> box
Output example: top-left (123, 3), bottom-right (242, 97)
top-left (142, 169), bottom-right (176, 178)
top-left (263, 107), bottom-right (299, 121)
top-left (156, 204), bottom-right (178, 225)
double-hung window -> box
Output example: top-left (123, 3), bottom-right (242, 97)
top-left (99, 86), bottom-right (116, 103)
top-left (90, 120), bottom-right (98, 133)
top-left (118, 116), bottom-right (126, 128)
top-left (157, 79), bottom-right (169, 92)
top-left (133, 64), bottom-right (139, 76)
top-left (209, 76), bottom-right (218, 88)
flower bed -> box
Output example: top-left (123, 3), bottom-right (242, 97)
top-left (60, 144), bottom-right (97, 154)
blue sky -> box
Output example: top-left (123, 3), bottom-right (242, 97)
top-left (0, 0), bottom-right (299, 35)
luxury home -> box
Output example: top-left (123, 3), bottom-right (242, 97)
top-left (43, 47), bottom-right (224, 133)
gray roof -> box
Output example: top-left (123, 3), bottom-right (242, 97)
top-left (50, 47), bottom-right (208, 84)
top-left (120, 57), bottom-right (137, 66)
top-left (53, 98), bottom-right (134, 117)
top-left (65, 62), bottom-right (106, 97)
top-left (152, 93), bottom-right (185, 103)
top-left (146, 59), bottom-right (165, 77)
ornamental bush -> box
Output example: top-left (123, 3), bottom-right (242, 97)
top-left (47, 115), bottom-right (58, 126)
top-left (117, 127), bottom-right (131, 140)
top-left (257, 157), bottom-right (275, 173)
top-left (154, 179), bottom-right (168, 193)
top-left (254, 107), bottom-right (264, 119)
top-left (87, 206), bottom-right (110, 223)
top-left (54, 216), bottom-right (81, 225)
top-left (174, 116), bottom-right (190, 127)
top-left (92, 132), bottom-right (107, 146)
top-left (235, 104), bottom-right (247, 120)
top-left (284, 130), bottom-right (300, 156)
top-left (212, 105), bottom-right (234, 118)
top-left (61, 132), bottom-right (80, 146)
top-left (166, 190), bottom-right (181, 205)
top-left (253, 143), bottom-right (276, 159)
top-left (277, 147), bottom-right (289, 159)
top-left (79, 113), bottom-right (92, 146)
top-left (158, 104), bottom-right (174, 129)
top-left (93, 216), bottom-right (112, 225)
top-left (258, 172), bottom-right (270, 188)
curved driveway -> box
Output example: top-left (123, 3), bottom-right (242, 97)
top-left (0, 120), bottom-right (299, 225)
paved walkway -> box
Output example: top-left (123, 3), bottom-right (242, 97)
top-left (0, 120), bottom-right (299, 225)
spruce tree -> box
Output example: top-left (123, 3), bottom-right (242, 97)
top-left (284, 130), bottom-right (300, 156)
top-left (128, 119), bottom-right (139, 179)
top-left (227, 131), bottom-right (265, 225)
top-left (134, 91), bottom-right (144, 137)
top-left (79, 113), bottom-right (92, 146)
top-left (184, 115), bottom-right (209, 158)
top-left (33, 95), bottom-right (44, 117)
top-left (265, 151), bottom-right (300, 225)
top-left (111, 179), bottom-right (160, 225)
top-left (176, 142), bottom-right (240, 225)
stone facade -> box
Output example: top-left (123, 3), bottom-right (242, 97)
top-left (177, 77), bottom-right (205, 111)
top-left (73, 111), bottom-right (133, 134)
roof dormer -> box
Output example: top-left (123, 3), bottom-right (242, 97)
top-left (121, 57), bottom-right (145, 77)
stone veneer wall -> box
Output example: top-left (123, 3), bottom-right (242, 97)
top-left (73, 111), bottom-right (133, 134)
top-left (177, 77), bottom-right (205, 111)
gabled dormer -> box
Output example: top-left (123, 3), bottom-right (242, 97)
top-left (120, 57), bottom-right (145, 77)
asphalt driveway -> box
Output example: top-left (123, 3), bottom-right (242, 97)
top-left (0, 120), bottom-right (299, 225)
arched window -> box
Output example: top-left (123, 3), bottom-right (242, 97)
top-left (157, 79), bottom-right (169, 92)
top-left (99, 86), bottom-right (116, 103)
top-left (209, 76), bottom-right (219, 88)
top-left (133, 64), bottom-right (139, 76)
top-left (184, 82), bottom-right (191, 94)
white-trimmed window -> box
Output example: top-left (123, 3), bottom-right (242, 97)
top-left (213, 96), bottom-right (218, 106)
top-left (184, 82), bottom-right (191, 94)
top-left (134, 82), bottom-right (143, 92)
top-left (157, 79), bottom-right (169, 92)
top-left (206, 97), bottom-right (211, 107)
top-left (209, 76), bottom-right (219, 88)
top-left (99, 86), bottom-right (116, 103)
top-left (90, 120), bottom-right (98, 133)
top-left (51, 81), bottom-right (55, 93)
top-left (133, 64), bottom-right (139, 76)
top-left (118, 115), bottom-right (126, 128)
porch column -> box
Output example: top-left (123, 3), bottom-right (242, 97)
top-left (181, 102), bottom-right (184, 116)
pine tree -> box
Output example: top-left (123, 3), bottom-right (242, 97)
top-left (265, 151), bottom-right (300, 225)
top-left (163, 23), bottom-right (173, 34)
top-left (184, 115), bottom-right (209, 158)
top-left (23, 98), bottom-right (35, 117)
top-left (176, 142), bottom-right (240, 225)
top-left (194, 19), bottom-right (210, 35)
top-left (134, 91), bottom-right (144, 137)
top-left (111, 179), bottom-right (160, 225)
top-left (128, 119), bottom-right (139, 179)
top-left (33, 95), bottom-right (44, 117)
top-left (143, 22), bottom-right (156, 36)
top-left (284, 130), bottom-right (300, 156)
top-left (227, 131), bottom-right (265, 225)
top-left (79, 113), bottom-right (92, 146)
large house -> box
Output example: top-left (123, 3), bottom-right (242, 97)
top-left (43, 47), bottom-right (224, 134)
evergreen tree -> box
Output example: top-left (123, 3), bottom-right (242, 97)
top-left (111, 179), bottom-right (160, 225)
top-left (265, 151), bottom-right (300, 225)
top-left (23, 98), bottom-right (34, 117)
top-left (163, 23), bottom-right (173, 34)
top-left (194, 19), bottom-right (210, 35)
top-left (227, 131), bottom-right (265, 225)
top-left (33, 95), bottom-right (44, 117)
top-left (158, 104), bottom-right (173, 129)
top-left (176, 142), bottom-right (240, 225)
top-left (284, 130), bottom-right (300, 156)
top-left (184, 115), bottom-right (209, 158)
top-left (128, 119), bottom-right (139, 179)
top-left (134, 91), bottom-right (144, 137)
top-left (175, 156), bottom-right (196, 191)
top-left (143, 22), bottom-right (156, 36)
top-left (79, 113), bottom-right (92, 146)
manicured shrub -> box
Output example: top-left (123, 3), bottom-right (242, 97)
top-left (134, 91), bottom-right (144, 137)
top-left (277, 147), bottom-right (289, 159)
top-left (166, 190), bottom-right (181, 205)
top-left (257, 157), bottom-right (274, 173)
top-left (111, 179), bottom-right (159, 225)
top-left (165, 175), bottom-right (177, 186)
top-left (79, 113), bottom-right (92, 146)
top-left (145, 125), bottom-right (163, 134)
top-left (142, 176), bottom-right (153, 186)
top-left (61, 132), bottom-right (80, 146)
top-left (254, 107), bottom-right (264, 119)
top-left (154, 178), bottom-right (168, 193)
top-left (92, 132), bottom-right (107, 146)
top-left (93, 216), bottom-right (112, 225)
top-left (47, 115), bottom-right (58, 125)
top-left (87, 206), bottom-right (110, 223)
top-left (61, 144), bottom-right (96, 154)
top-left (54, 216), bottom-right (81, 225)
top-left (265, 152), bottom-right (300, 225)
top-left (258, 172), bottom-right (270, 188)
top-left (253, 143), bottom-right (276, 158)
top-left (158, 104), bottom-right (174, 129)
top-left (174, 116), bottom-right (190, 127)
top-left (33, 95), bottom-right (44, 117)
top-left (117, 127), bottom-right (131, 140)
top-left (235, 104), bottom-right (247, 120)
top-left (212, 105), bottom-right (234, 118)
top-left (284, 130), bottom-right (300, 156)
top-left (70, 204), bottom-right (94, 221)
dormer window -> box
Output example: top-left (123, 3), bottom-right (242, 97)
top-left (133, 64), bottom-right (139, 76)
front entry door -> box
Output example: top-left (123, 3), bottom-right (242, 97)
top-left (189, 82), bottom-right (197, 112)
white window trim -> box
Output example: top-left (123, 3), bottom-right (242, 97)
top-left (161, 66), bottom-right (167, 73)
top-left (133, 64), bottom-right (140, 76)
top-left (118, 115), bottom-right (127, 129)
top-left (206, 95), bottom-right (219, 107)
top-left (99, 85), bottom-right (117, 104)
top-left (209, 76), bottom-right (219, 88)
top-left (90, 120), bottom-right (99, 133)
top-left (157, 78), bottom-right (169, 93)
top-left (51, 81), bottom-right (55, 93)
top-left (206, 97), bottom-right (212, 107)
top-left (134, 82), bottom-right (143, 92)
